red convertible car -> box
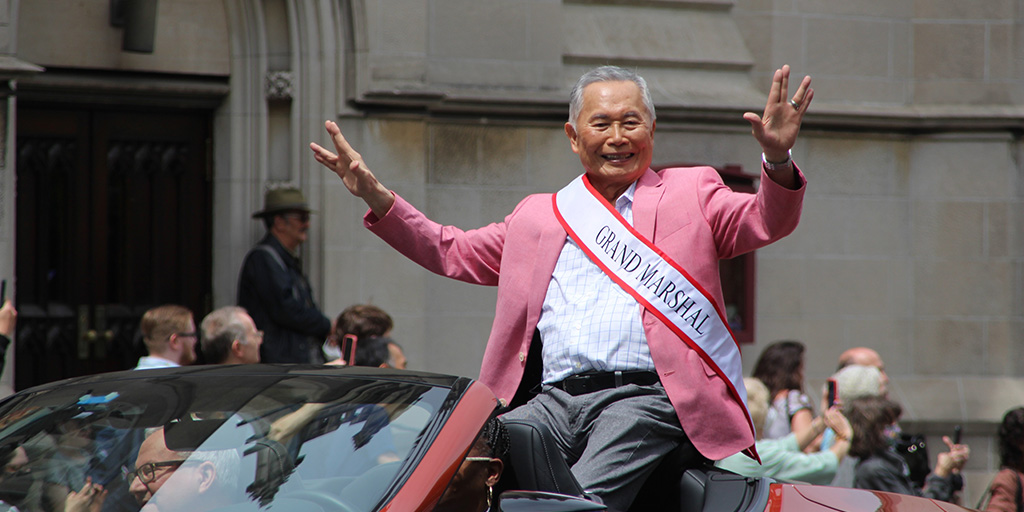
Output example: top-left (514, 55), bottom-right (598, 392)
top-left (0, 365), bottom-right (978, 511)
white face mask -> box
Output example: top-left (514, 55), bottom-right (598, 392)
top-left (322, 339), bottom-right (343, 362)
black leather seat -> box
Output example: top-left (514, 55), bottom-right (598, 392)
top-left (499, 418), bottom-right (771, 512)
top-left (499, 418), bottom-right (588, 498)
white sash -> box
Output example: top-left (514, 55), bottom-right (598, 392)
top-left (553, 173), bottom-right (755, 444)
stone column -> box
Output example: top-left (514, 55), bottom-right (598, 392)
top-left (0, 0), bottom-right (43, 395)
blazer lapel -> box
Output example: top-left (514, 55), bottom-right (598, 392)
top-left (528, 213), bottom-right (566, 315)
top-left (633, 168), bottom-right (664, 240)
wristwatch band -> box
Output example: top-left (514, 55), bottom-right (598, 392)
top-left (762, 150), bottom-right (793, 171)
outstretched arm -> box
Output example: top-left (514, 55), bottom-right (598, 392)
top-left (310, 120), bottom-right (396, 218)
top-left (743, 64), bottom-right (813, 189)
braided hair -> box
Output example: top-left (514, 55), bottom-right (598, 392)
top-left (480, 417), bottom-right (510, 461)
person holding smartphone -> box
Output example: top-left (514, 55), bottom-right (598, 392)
top-left (717, 378), bottom-right (854, 485)
top-left (846, 395), bottom-right (970, 503)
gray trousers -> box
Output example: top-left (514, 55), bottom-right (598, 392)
top-left (501, 382), bottom-right (699, 512)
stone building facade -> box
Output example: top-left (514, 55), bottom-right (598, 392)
top-left (0, 0), bottom-right (1020, 503)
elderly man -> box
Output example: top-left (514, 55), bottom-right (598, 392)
top-left (838, 347), bottom-right (889, 390)
top-left (135, 305), bottom-right (198, 369)
top-left (200, 306), bottom-right (263, 365)
top-left (312, 65), bottom-right (811, 510)
top-left (128, 428), bottom-right (239, 512)
top-left (237, 187), bottom-right (331, 363)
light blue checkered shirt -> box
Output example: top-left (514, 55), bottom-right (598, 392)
top-left (538, 181), bottom-right (655, 383)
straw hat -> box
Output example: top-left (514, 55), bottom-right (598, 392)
top-left (251, 187), bottom-right (312, 218)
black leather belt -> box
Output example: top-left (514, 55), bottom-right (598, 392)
top-left (553, 371), bottom-right (660, 396)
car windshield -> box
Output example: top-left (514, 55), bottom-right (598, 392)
top-left (0, 368), bottom-right (452, 512)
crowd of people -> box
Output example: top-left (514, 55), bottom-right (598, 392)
top-left (717, 341), bottom-right (1020, 509)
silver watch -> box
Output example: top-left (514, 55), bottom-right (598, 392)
top-left (762, 150), bottom-right (793, 171)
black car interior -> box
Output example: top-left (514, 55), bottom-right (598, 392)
top-left (498, 418), bottom-right (775, 512)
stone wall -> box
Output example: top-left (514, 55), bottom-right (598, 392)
top-left (5, 0), bottom-right (1022, 504)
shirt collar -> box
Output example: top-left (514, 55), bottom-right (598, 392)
top-left (615, 180), bottom-right (638, 211)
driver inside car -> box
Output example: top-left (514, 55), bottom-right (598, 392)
top-left (127, 428), bottom-right (241, 512)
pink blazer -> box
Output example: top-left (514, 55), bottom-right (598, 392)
top-left (367, 165), bottom-right (805, 459)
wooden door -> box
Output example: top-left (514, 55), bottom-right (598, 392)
top-left (14, 107), bottom-right (212, 389)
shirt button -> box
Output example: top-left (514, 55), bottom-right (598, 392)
top-left (518, 352), bottom-right (525, 362)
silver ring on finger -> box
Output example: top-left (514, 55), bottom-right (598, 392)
top-left (788, 99), bottom-right (800, 110)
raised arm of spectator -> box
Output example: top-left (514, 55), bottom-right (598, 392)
top-left (822, 406), bottom-right (854, 460)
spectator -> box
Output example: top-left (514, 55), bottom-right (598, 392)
top-left (837, 347), bottom-right (889, 391)
top-left (0, 300), bottom-right (16, 379)
top-left (135, 305), bottom-right (198, 369)
top-left (717, 378), bottom-right (853, 485)
top-left (833, 364), bottom-right (886, 405)
top-left (752, 340), bottom-right (814, 440)
top-left (821, 363), bottom-right (887, 487)
top-left (324, 304), bottom-right (395, 365)
top-left (351, 336), bottom-right (392, 368)
top-left (385, 340), bottom-right (407, 370)
top-left (200, 307), bottom-right (263, 365)
top-left (980, 407), bottom-right (1024, 512)
top-left (237, 187), bottom-right (331, 363)
top-left (846, 395), bottom-right (969, 503)
top-left (435, 417), bottom-right (508, 512)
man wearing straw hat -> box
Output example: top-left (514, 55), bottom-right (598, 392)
top-left (237, 186), bottom-right (331, 363)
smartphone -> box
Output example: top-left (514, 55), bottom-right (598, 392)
top-left (826, 378), bottom-right (837, 408)
top-left (0, 279), bottom-right (6, 303)
top-left (953, 424), bottom-right (962, 444)
top-left (342, 334), bottom-right (358, 365)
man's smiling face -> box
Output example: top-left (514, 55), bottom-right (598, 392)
top-left (565, 80), bottom-right (655, 201)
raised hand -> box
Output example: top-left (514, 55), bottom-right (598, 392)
top-left (66, 477), bottom-right (107, 512)
top-left (310, 120), bottom-right (395, 217)
top-left (742, 64), bottom-right (813, 163)
top-left (934, 435), bottom-right (970, 477)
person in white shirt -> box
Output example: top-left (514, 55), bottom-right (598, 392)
top-left (135, 305), bottom-right (197, 369)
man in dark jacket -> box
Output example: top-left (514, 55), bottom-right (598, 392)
top-left (237, 187), bottom-right (331, 363)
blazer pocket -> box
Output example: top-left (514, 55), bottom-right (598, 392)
top-left (697, 356), bottom-right (718, 378)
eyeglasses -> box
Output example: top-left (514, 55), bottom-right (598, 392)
top-left (175, 332), bottom-right (198, 339)
top-left (123, 460), bottom-right (192, 485)
top-left (249, 330), bottom-right (264, 342)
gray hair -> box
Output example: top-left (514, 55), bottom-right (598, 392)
top-left (186, 448), bottom-right (242, 492)
top-left (833, 364), bottom-right (883, 405)
top-left (567, 66), bottom-right (656, 130)
top-left (201, 307), bottom-right (251, 364)
top-left (201, 307), bottom-right (249, 340)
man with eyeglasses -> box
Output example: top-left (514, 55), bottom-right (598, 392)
top-left (237, 187), bottom-right (331, 364)
top-left (135, 305), bottom-right (198, 369)
top-left (200, 307), bottom-right (263, 365)
top-left (127, 429), bottom-right (239, 512)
